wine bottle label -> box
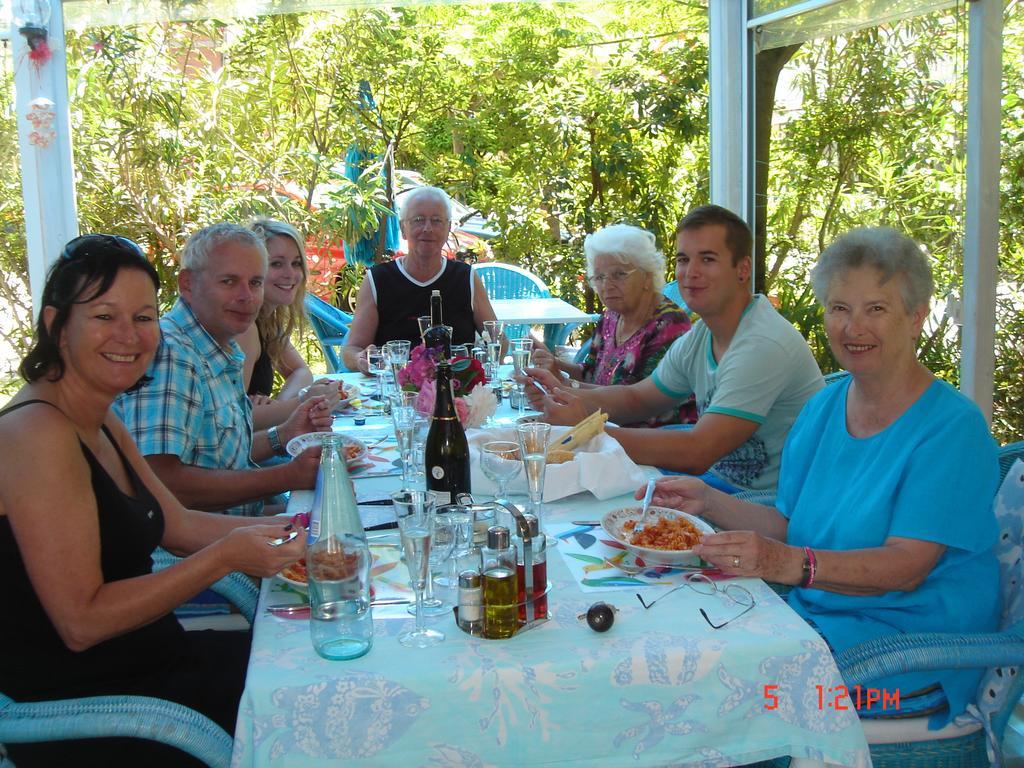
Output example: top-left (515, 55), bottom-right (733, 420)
top-left (434, 491), bottom-right (452, 505)
top-left (431, 466), bottom-right (445, 480)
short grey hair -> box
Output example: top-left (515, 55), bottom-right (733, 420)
top-left (401, 186), bottom-right (453, 221)
top-left (811, 226), bottom-right (934, 312)
top-left (181, 223), bottom-right (268, 273)
top-left (584, 224), bottom-right (666, 292)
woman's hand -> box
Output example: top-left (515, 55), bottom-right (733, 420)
top-left (530, 345), bottom-right (561, 377)
top-left (520, 367), bottom-right (564, 409)
top-left (249, 393), bottom-right (273, 407)
top-left (221, 523), bottom-right (308, 578)
top-left (302, 379), bottom-right (343, 412)
top-left (637, 476), bottom-right (710, 518)
top-left (694, 531), bottom-right (803, 583)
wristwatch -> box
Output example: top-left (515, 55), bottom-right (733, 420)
top-left (267, 426), bottom-right (287, 457)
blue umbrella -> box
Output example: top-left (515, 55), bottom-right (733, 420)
top-left (342, 81), bottom-right (399, 267)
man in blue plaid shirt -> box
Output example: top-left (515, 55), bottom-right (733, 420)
top-left (117, 223), bottom-right (332, 515)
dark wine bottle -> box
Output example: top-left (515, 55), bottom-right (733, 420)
top-left (425, 360), bottom-right (471, 505)
top-left (422, 289), bottom-right (451, 357)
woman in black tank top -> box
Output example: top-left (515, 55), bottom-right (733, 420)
top-left (0, 235), bottom-right (308, 766)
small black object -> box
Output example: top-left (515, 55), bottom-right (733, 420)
top-left (586, 601), bottom-right (616, 632)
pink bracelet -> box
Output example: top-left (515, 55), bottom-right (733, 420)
top-left (801, 546), bottom-right (817, 588)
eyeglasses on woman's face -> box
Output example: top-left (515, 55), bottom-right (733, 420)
top-left (61, 234), bottom-right (145, 261)
top-left (635, 573), bottom-right (756, 629)
top-left (587, 268), bottom-right (638, 289)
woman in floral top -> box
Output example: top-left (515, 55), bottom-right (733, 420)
top-left (532, 224), bottom-right (697, 427)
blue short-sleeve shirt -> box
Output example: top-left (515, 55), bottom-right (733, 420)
top-left (779, 377), bottom-right (999, 723)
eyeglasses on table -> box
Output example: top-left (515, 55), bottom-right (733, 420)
top-left (635, 572), bottom-right (755, 629)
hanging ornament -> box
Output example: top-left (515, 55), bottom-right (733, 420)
top-left (14, 0), bottom-right (53, 69)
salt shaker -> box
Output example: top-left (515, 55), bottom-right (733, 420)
top-left (457, 570), bottom-right (483, 634)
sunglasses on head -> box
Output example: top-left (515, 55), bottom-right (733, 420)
top-left (61, 234), bottom-right (145, 262)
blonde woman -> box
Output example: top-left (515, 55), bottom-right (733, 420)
top-left (240, 218), bottom-right (341, 429)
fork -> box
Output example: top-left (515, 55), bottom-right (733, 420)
top-left (633, 478), bottom-right (656, 534)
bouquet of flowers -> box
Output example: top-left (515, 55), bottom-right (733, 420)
top-left (397, 344), bottom-right (497, 428)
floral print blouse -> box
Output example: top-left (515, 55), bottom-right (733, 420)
top-left (581, 296), bottom-right (697, 427)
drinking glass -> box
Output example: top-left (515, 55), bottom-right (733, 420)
top-left (367, 349), bottom-right (388, 400)
top-left (409, 506), bottom-right (460, 614)
top-left (481, 441), bottom-right (522, 506)
top-left (384, 339), bottom-right (411, 382)
top-left (483, 320), bottom-right (505, 347)
top-left (393, 490), bottom-right (444, 647)
top-left (417, 315), bottom-right (432, 341)
top-left (410, 413), bottom-right (430, 489)
top-left (390, 391), bottom-right (418, 485)
top-left (451, 344), bottom-right (471, 359)
top-left (516, 422), bottom-right (551, 525)
top-left (511, 339), bottom-right (534, 416)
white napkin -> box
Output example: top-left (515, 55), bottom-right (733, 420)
top-left (467, 426), bottom-right (647, 502)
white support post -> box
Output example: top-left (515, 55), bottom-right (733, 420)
top-left (961, 0), bottom-right (1001, 422)
top-left (708, 0), bottom-right (753, 225)
top-left (13, 4), bottom-right (78, 321)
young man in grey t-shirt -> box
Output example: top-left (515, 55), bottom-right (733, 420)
top-left (525, 205), bottom-right (822, 492)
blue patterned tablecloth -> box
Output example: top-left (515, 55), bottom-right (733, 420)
top-left (234, 374), bottom-right (869, 767)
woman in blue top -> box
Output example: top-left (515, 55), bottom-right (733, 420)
top-left (643, 226), bottom-right (999, 726)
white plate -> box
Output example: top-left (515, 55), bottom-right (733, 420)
top-left (337, 382), bottom-right (361, 409)
top-left (285, 432), bottom-right (368, 463)
top-left (601, 506), bottom-right (715, 567)
top-left (276, 562), bottom-right (308, 594)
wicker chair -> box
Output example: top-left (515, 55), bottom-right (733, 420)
top-left (0, 561), bottom-right (258, 767)
top-left (304, 293), bottom-right (353, 373)
top-left (832, 443), bottom-right (1024, 767)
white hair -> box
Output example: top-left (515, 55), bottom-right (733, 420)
top-left (584, 224), bottom-right (665, 291)
top-left (401, 186), bottom-right (453, 221)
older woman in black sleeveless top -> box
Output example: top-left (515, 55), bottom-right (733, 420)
top-left (342, 186), bottom-right (500, 373)
top-left (0, 235), bottom-right (306, 766)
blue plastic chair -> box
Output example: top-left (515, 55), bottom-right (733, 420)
top-left (0, 560), bottom-right (258, 767)
top-left (662, 280), bottom-right (689, 313)
top-left (475, 262), bottom-right (550, 343)
top-left (304, 293), bottom-right (353, 373)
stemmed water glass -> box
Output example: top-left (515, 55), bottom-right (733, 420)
top-left (390, 391), bottom-right (418, 485)
top-left (481, 441), bottom-right (522, 507)
top-left (367, 349), bottom-right (388, 401)
top-left (393, 490), bottom-right (444, 648)
top-left (408, 506), bottom-right (459, 615)
top-left (384, 339), bottom-right (411, 380)
top-left (511, 338), bottom-right (534, 416)
top-left (417, 315), bottom-right (432, 342)
top-left (516, 422), bottom-right (551, 526)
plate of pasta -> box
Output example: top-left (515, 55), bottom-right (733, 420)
top-left (285, 432), bottom-right (367, 464)
top-left (601, 506), bottom-right (714, 566)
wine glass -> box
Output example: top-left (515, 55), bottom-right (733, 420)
top-left (367, 349), bottom-right (388, 400)
top-left (390, 391), bottom-right (418, 485)
top-left (410, 413), bottom-right (430, 489)
top-left (481, 441), bottom-right (522, 507)
top-left (409, 505), bottom-right (459, 615)
top-left (516, 422), bottom-right (551, 526)
top-left (393, 490), bottom-right (444, 648)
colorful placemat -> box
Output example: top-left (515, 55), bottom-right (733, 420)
top-left (550, 521), bottom-right (728, 593)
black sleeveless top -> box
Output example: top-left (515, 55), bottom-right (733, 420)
top-left (248, 330), bottom-right (275, 396)
top-left (0, 400), bottom-right (185, 701)
top-left (371, 259), bottom-right (476, 347)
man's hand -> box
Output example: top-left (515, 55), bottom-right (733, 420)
top-left (539, 387), bottom-right (592, 426)
top-left (249, 393), bottom-right (273, 407)
top-left (285, 445), bottom-right (321, 490)
top-left (356, 345), bottom-right (379, 376)
top-left (281, 396), bottom-right (332, 442)
top-left (520, 367), bottom-right (564, 409)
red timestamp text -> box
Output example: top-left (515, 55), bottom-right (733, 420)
top-left (763, 684), bottom-right (901, 711)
